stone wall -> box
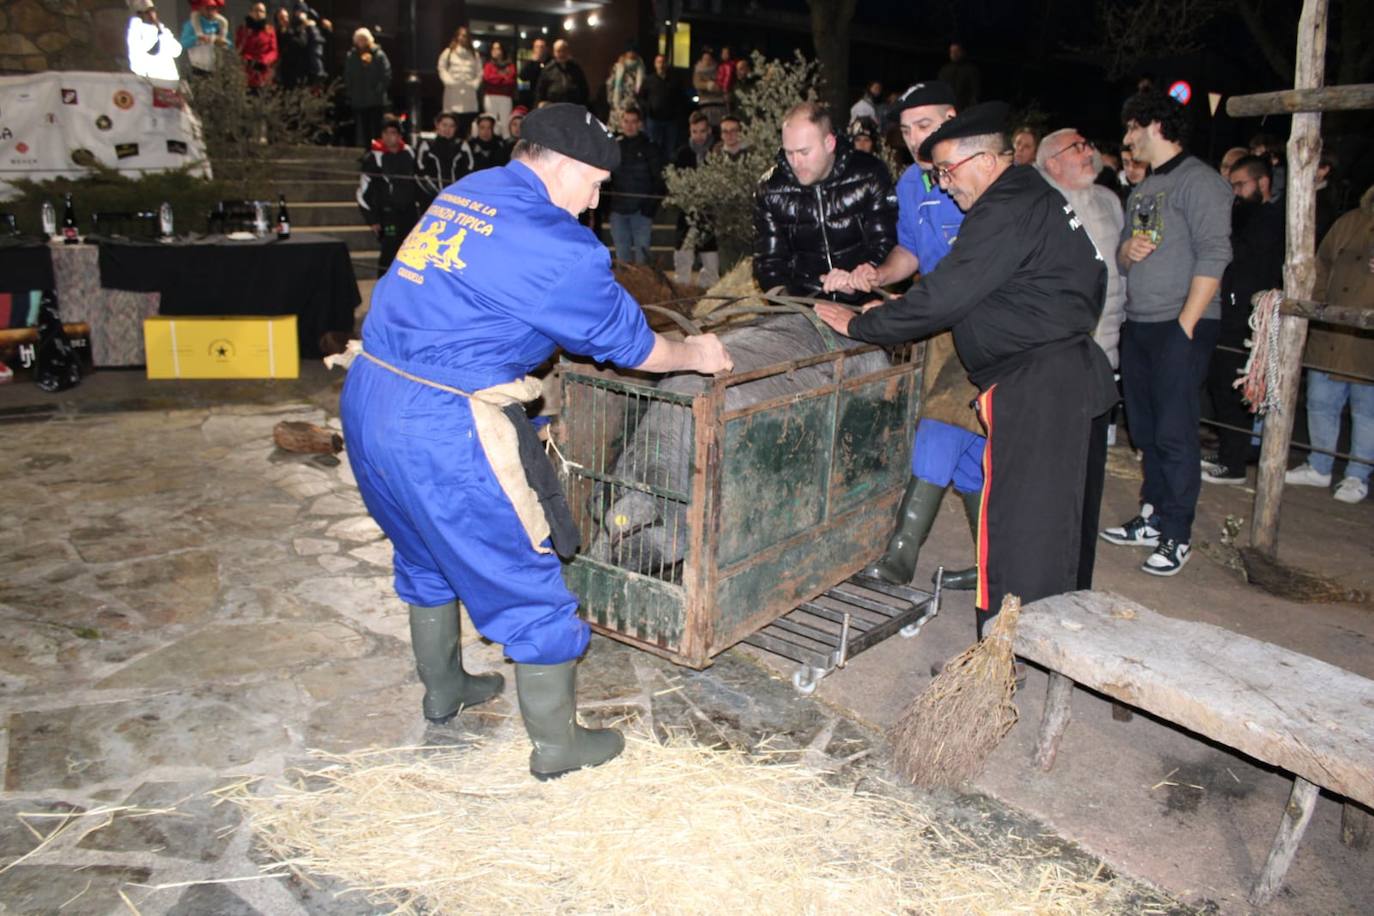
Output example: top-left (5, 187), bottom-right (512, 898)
top-left (0, 0), bottom-right (130, 74)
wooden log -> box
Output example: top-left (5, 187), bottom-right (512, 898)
top-left (1343, 801), bottom-right (1371, 850)
top-left (1250, 0), bottom-right (1328, 558)
top-left (1226, 84), bottom-right (1374, 117)
top-left (1034, 671), bottom-right (1074, 772)
top-left (272, 420), bottom-right (343, 454)
top-left (1250, 777), bottom-right (1319, 905)
top-left (0, 323), bottom-right (91, 346)
top-left (1276, 297), bottom-right (1374, 330)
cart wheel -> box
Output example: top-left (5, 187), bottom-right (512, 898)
top-left (791, 667), bottom-right (824, 695)
top-left (900, 619), bottom-right (926, 639)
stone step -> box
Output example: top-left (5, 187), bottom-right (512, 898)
top-left (265, 179), bottom-right (360, 202)
top-left (285, 201), bottom-right (362, 228)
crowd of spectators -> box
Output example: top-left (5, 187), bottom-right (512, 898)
top-left (334, 28), bottom-right (1371, 511)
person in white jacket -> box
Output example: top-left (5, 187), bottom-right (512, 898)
top-left (126, 0), bottom-right (183, 82)
top-left (437, 25), bottom-right (482, 137)
top-left (1036, 126), bottom-right (1127, 588)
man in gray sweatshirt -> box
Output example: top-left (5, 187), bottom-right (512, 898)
top-left (1099, 91), bottom-right (1232, 576)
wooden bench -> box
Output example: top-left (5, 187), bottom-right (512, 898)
top-left (1014, 590), bottom-right (1374, 906)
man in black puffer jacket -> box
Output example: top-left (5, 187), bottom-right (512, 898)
top-left (753, 101), bottom-right (898, 304)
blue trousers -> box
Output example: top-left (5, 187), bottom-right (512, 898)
top-left (1121, 317), bottom-right (1219, 543)
top-left (610, 212), bottom-right (652, 265)
top-left (912, 419), bottom-right (985, 494)
top-left (1306, 369), bottom-right (1374, 481)
top-left (339, 358), bottom-right (590, 664)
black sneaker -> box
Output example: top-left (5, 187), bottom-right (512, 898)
top-left (1100, 503), bottom-right (1162, 547)
top-left (1142, 538), bottom-right (1191, 576)
top-left (1201, 461), bottom-right (1246, 485)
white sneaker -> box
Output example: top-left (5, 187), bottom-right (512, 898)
top-left (1334, 477), bottom-right (1368, 504)
top-left (1285, 464), bottom-right (1331, 487)
top-left (1142, 539), bottom-right (1191, 576)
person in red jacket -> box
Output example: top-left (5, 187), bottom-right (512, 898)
top-left (234, 1), bottom-right (278, 89)
top-left (481, 40), bottom-right (517, 138)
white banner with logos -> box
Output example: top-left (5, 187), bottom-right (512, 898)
top-left (0, 70), bottom-right (210, 199)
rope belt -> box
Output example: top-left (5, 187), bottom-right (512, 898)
top-left (340, 342), bottom-right (576, 558)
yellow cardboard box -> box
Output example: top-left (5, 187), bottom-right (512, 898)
top-left (144, 315), bottom-right (299, 379)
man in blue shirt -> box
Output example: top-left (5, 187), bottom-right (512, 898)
top-left (821, 80), bottom-right (985, 593)
top-left (341, 104), bottom-right (731, 780)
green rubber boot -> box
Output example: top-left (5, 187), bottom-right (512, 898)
top-left (515, 660), bottom-right (625, 781)
top-left (408, 602), bottom-right (505, 725)
top-left (863, 477), bottom-right (946, 585)
top-left (938, 489), bottom-right (982, 591)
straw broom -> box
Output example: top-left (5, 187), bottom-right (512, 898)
top-left (890, 594), bottom-right (1022, 788)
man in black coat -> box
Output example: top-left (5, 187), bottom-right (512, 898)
top-left (518, 36), bottom-right (549, 109)
top-left (415, 112), bottom-right (474, 208)
top-left (606, 107), bottom-right (664, 265)
top-left (817, 102), bottom-right (1116, 638)
top-left (753, 101), bottom-right (898, 304)
top-left (1202, 154), bottom-right (1285, 485)
top-left (468, 114), bottom-right (509, 171)
top-left (638, 53), bottom-right (682, 159)
top-left (535, 39), bottom-right (589, 107)
top-left (357, 119), bottom-right (421, 273)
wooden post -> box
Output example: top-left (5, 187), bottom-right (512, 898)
top-left (1034, 671), bottom-right (1074, 771)
top-left (1250, 776), bottom-right (1320, 905)
top-left (1250, 0), bottom-right (1328, 557)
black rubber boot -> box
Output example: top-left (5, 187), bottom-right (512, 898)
top-left (938, 488), bottom-right (982, 591)
top-left (408, 602), bottom-right (504, 725)
top-left (516, 660), bottom-right (625, 781)
top-left (863, 477), bottom-right (945, 585)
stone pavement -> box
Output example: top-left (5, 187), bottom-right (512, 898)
top-left (0, 382), bottom-right (1188, 915)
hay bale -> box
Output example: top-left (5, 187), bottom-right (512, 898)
top-left (697, 257), bottom-right (765, 320)
top-left (226, 723), bottom-right (1132, 914)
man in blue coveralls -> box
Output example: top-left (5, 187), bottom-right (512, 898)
top-left (340, 104), bottom-right (732, 780)
top-left (820, 80), bottom-right (985, 592)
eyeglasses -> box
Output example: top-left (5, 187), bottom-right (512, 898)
top-left (933, 151), bottom-right (989, 184)
top-left (1051, 139), bottom-right (1095, 158)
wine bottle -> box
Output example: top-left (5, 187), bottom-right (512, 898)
top-left (276, 194), bottom-right (291, 240)
top-left (158, 202), bottom-right (174, 239)
top-left (61, 193), bottom-right (78, 245)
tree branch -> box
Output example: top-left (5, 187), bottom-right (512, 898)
top-left (1235, 0), bottom-right (1295, 83)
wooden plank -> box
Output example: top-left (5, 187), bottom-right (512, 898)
top-left (1275, 297), bottom-right (1374, 330)
top-left (1035, 671), bottom-right (1074, 772)
top-left (1226, 84), bottom-right (1374, 117)
top-left (1250, 777), bottom-right (1319, 906)
top-left (1013, 591), bottom-right (1374, 809)
top-left (1250, 0), bottom-right (1329, 558)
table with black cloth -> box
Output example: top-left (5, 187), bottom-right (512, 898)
top-left (97, 233), bottom-right (360, 358)
top-left (0, 238), bottom-right (56, 297)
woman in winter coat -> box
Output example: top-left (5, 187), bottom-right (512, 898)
top-left (344, 28), bottom-right (391, 147)
top-left (481, 41), bottom-right (517, 138)
top-left (437, 26), bottom-right (482, 137)
top-left (234, 1), bottom-right (278, 89)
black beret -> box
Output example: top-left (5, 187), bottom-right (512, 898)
top-left (892, 80), bottom-right (957, 115)
top-left (520, 103), bottom-right (620, 171)
top-left (918, 100), bottom-right (1010, 163)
